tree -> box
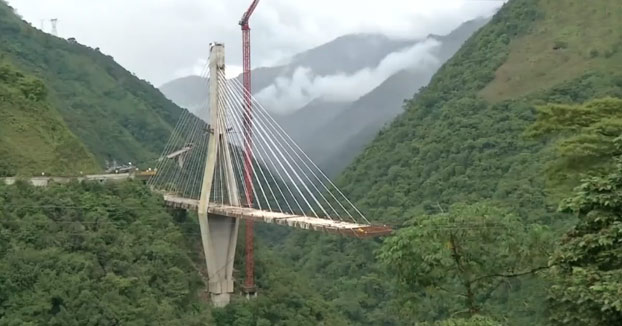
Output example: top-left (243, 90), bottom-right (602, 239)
top-left (527, 97), bottom-right (622, 181)
top-left (422, 315), bottom-right (503, 326)
top-left (378, 202), bottom-right (552, 322)
top-left (547, 167), bottom-right (622, 326)
top-left (0, 181), bottom-right (212, 325)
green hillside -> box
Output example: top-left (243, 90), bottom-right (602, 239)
top-left (0, 180), bottom-right (357, 325)
top-left (0, 181), bottom-right (213, 325)
top-left (2, 0), bottom-right (621, 325)
top-left (0, 61), bottom-right (98, 176)
top-left (256, 0), bottom-right (622, 325)
top-left (340, 0), bottom-right (622, 220)
top-left (481, 1), bottom-right (622, 102)
top-left (0, 1), bottom-right (184, 167)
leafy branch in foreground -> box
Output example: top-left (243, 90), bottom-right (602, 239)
top-left (548, 167), bottom-right (622, 326)
top-left (378, 202), bottom-right (552, 323)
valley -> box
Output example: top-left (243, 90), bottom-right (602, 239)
top-left (1, 0), bottom-right (622, 325)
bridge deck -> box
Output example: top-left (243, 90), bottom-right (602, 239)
top-left (163, 194), bottom-right (392, 238)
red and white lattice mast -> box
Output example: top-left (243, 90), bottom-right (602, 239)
top-left (239, 0), bottom-right (260, 297)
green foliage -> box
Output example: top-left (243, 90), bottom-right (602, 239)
top-left (0, 61), bottom-right (98, 176)
top-left (1, 0), bottom-right (621, 325)
top-left (421, 315), bottom-right (503, 326)
top-left (0, 2), bottom-right (186, 166)
top-left (290, 0), bottom-right (622, 325)
top-left (18, 76), bottom-right (47, 101)
top-left (547, 167), bottom-right (622, 325)
top-left (379, 203), bottom-right (552, 322)
top-left (481, 0), bottom-right (622, 102)
top-left (0, 180), bottom-right (352, 325)
top-left (528, 97), bottom-right (622, 181)
top-left (338, 0), bottom-right (547, 223)
top-left (0, 181), bottom-right (212, 325)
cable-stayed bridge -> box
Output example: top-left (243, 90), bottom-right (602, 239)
top-left (147, 43), bottom-right (391, 306)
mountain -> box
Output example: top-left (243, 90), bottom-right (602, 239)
top-left (291, 0), bottom-right (621, 324)
top-left (298, 18), bottom-right (489, 174)
top-left (340, 0), bottom-right (622, 220)
top-left (287, 33), bottom-right (414, 76)
top-left (0, 2), bottom-right (366, 324)
top-left (0, 1), bottom-right (185, 168)
top-left (157, 75), bottom-right (207, 111)
top-left (0, 61), bottom-right (98, 176)
top-left (159, 34), bottom-right (413, 112)
top-left (202, 0), bottom-right (622, 325)
top-left (161, 19), bottom-right (488, 175)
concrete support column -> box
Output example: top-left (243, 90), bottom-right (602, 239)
top-left (197, 42), bottom-right (240, 307)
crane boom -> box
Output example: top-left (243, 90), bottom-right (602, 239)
top-left (239, 0), bottom-right (260, 28)
top-left (240, 0), bottom-right (260, 297)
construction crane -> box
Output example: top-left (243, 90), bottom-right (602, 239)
top-left (239, 0), bottom-right (260, 297)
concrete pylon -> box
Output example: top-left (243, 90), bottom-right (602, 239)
top-left (197, 42), bottom-right (241, 307)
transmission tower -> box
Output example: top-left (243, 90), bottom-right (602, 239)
top-left (50, 18), bottom-right (58, 36)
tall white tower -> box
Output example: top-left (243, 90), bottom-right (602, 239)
top-left (50, 18), bottom-right (58, 36)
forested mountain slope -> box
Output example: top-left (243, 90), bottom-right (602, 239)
top-left (306, 18), bottom-right (488, 175)
top-left (3, 0), bottom-right (621, 325)
top-left (340, 0), bottom-right (622, 220)
top-left (161, 20), bottom-right (488, 176)
top-left (0, 181), bottom-right (213, 325)
top-left (0, 61), bottom-right (98, 176)
top-left (0, 1), bottom-right (185, 166)
top-left (0, 180), bottom-right (359, 326)
top-left (250, 0), bottom-right (622, 325)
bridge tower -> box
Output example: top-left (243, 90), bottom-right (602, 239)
top-left (197, 42), bottom-right (241, 307)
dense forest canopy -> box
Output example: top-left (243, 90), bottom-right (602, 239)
top-left (0, 181), bottom-right (359, 326)
top-left (0, 61), bottom-right (98, 176)
top-left (2, 0), bottom-right (622, 325)
top-left (0, 181), bottom-right (212, 325)
top-left (278, 0), bottom-right (622, 324)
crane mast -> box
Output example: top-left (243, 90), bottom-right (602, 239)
top-left (239, 0), bottom-right (260, 297)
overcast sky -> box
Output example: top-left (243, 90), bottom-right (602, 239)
top-left (8, 0), bottom-right (505, 86)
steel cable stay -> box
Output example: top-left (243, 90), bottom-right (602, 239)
top-left (228, 77), bottom-right (336, 219)
top-left (149, 63), bottom-right (211, 192)
top-left (151, 66), bottom-right (208, 185)
top-left (224, 81), bottom-right (349, 221)
top-left (218, 73), bottom-right (264, 209)
top-left (228, 77), bottom-right (369, 224)
top-left (173, 110), bottom-right (206, 197)
top-left (222, 75), bottom-right (331, 219)
top-left (217, 76), bottom-right (253, 207)
top-left (220, 75), bottom-right (301, 213)
top-left (220, 80), bottom-right (296, 214)
top-left (219, 84), bottom-right (270, 211)
top-left (226, 78), bottom-right (358, 222)
top-left (220, 73), bottom-right (320, 217)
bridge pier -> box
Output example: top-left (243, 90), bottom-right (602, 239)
top-left (197, 213), bottom-right (239, 307)
top-left (197, 42), bottom-right (241, 307)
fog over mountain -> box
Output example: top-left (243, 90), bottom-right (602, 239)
top-left (257, 38), bottom-right (441, 114)
top-left (160, 17), bottom-right (490, 175)
top-left (8, 0), bottom-right (503, 85)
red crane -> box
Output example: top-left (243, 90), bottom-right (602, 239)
top-left (239, 0), bottom-right (260, 296)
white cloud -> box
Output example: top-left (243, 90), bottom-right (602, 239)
top-left (256, 39), bottom-right (441, 113)
top-left (7, 0), bottom-right (505, 85)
